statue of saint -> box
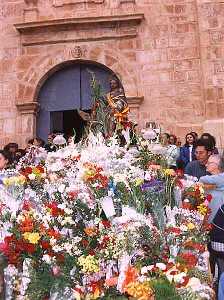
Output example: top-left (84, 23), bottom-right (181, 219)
top-left (106, 77), bottom-right (129, 124)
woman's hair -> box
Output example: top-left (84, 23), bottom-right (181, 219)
top-left (3, 143), bottom-right (18, 152)
top-left (201, 133), bottom-right (216, 149)
top-left (27, 138), bottom-right (34, 145)
top-left (0, 150), bottom-right (12, 164)
top-left (184, 132), bottom-right (196, 146)
top-left (169, 134), bottom-right (177, 144)
top-left (35, 137), bottom-right (45, 147)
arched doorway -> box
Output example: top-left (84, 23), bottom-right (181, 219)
top-left (37, 61), bottom-right (121, 142)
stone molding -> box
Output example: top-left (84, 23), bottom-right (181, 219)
top-left (16, 102), bottom-right (39, 115)
top-left (14, 13), bottom-right (144, 33)
top-left (53, 0), bottom-right (104, 7)
top-left (14, 13), bottom-right (144, 46)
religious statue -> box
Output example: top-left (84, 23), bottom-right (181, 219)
top-left (106, 77), bottom-right (129, 125)
top-left (78, 75), bottom-right (130, 139)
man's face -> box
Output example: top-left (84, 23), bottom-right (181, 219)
top-left (48, 134), bottom-right (54, 143)
top-left (195, 146), bottom-right (211, 164)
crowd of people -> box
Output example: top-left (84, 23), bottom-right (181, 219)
top-left (162, 131), bottom-right (224, 297)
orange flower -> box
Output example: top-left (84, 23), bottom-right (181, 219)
top-left (84, 227), bottom-right (98, 237)
top-left (122, 266), bottom-right (138, 291)
top-left (105, 277), bottom-right (118, 287)
top-left (19, 217), bottom-right (34, 233)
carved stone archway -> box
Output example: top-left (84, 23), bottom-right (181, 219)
top-left (16, 46), bottom-right (143, 140)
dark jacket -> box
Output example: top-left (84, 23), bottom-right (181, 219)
top-left (184, 160), bottom-right (209, 179)
top-left (178, 145), bottom-right (196, 168)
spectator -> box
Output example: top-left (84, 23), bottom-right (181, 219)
top-left (33, 137), bottom-right (45, 148)
top-left (165, 134), bottom-right (179, 169)
top-left (160, 132), bottom-right (170, 146)
top-left (0, 150), bottom-right (11, 170)
top-left (178, 133), bottom-right (196, 169)
top-left (25, 138), bottom-right (34, 152)
top-left (201, 132), bottom-right (219, 154)
top-left (199, 154), bottom-right (224, 223)
top-left (15, 149), bottom-right (26, 161)
top-left (219, 273), bottom-right (224, 300)
top-left (3, 143), bottom-right (18, 164)
top-left (45, 133), bottom-right (57, 152)
top-left (210, 204), bottom-right (224, 286)
top-left (185, 139), bottom-right (212, 179)
top-left (190, 131), bottom-right (198, 141)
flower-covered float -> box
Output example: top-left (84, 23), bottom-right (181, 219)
top-left (0, 133), bottom-right (215, 300)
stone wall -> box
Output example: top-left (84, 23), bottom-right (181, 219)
top-left (0, 0), bottom-right (224, 148)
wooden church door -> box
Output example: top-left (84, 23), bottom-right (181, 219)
top-left (37, 62), bottom-right (115, 142)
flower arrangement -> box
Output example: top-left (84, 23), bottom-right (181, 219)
top-left (0, 133), bottom-right (214, 300)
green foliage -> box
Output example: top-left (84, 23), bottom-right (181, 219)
top-left (101, 288), bottom-right (128, 300)
top-left (150, 277), bottom-right (181, 300)
top-left (27, 264), bottom-right (54, 300)
top-left (89, 72), bottom-right (111, 136)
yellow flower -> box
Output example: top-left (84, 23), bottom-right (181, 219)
top-left (164, 169), bottom-right (176, 177)
top-left (187, 223), bottom-right (195, 230)
top-left (78, 255), bottom-right (99, 274)
top-left (197, 204), bottom-right (208, 216)
top-left (23, 232), bottom-right (41, 244)
top-left (135, 178), bottom-right (144, 186)
top-left (3, 177), bottom-right (13, 186)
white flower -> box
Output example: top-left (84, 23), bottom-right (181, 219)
top-left (186, 277), bottom-right (201, 290)
top-left (155, 263), bottom-right (166, 271)
top-left (58, 184), bottom-right (66, 193)
top-left (50, 237), bottom-right (57, 246)
top-left (52, 245), bottom-right (63, 253)
top-left (28, 173), bottom-right (36, 180)
top-left (144, 172), bottom-right (151, 181)
top-left (42, 254), bottom-right (53, 264)
top-left (61, 216), bottom-right (75, 226)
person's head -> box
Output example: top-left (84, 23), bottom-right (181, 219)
top-left (16, 149), bottom-right (26, 159)
top-left (201, 133), bottom-right (216, 150)
top-left (47, 133), bottom-right (55, 143)
top-left (205, 154), bottom-right (224, 175)
top-left (190, 131), bottom-right (198, 140)
top-left (185, 133), bottom-right (196, 146)
top-left (34, 137), bottom-right (45, 147)
top-left (161, 133), bottom-right (170, 146)
top-left (0, 150), bottom-right (11, 170)
top-left (67, 135), bottom-right (74, 144)
top-left (109, 77), bottom-right (120, 90)
top-left (4, 143), bottom-right (18, 154)
top-left (195, 139), bottom-right (212, 165)
top-left (169, 134), bottom-right (177, 145)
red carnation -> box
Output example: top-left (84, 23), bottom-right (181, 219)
top-left (206, 194), bottom-right (213, 202)
top-left (41, 240), bottom-right (51, 250)
top-left (101, 220), bottom-right (111, 228)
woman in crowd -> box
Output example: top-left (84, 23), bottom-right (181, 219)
top-left (165, 134), bottom-right (179, 169)
top-left (199, 153), bottom-right (224, 291)
top-left (0, 150), bottom-right (11, 171)
top-left (199, 154), bottom-right (224, 223)
top-left (33, 137), bottom-right (45, 148)
top-left (201, 132), bottom-right (219, 154)
top-left (3, 143), bottom-right (18, 164)
top-left (178, 132), bottom-right (196, 169)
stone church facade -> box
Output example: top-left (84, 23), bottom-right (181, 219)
top-left (0, 0), bottom-right (224, 147)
